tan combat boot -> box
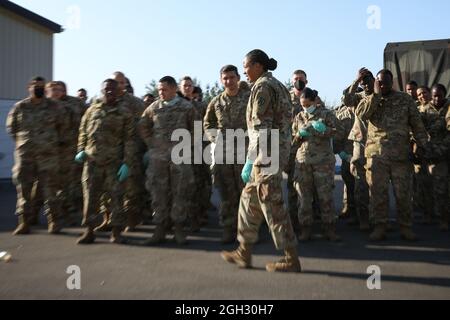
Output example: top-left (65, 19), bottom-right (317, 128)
top-left (13, 223), bottom-right (30, 235)
top-left (400, 226), bottom-right (417, 241)
top-left (324, 224), bottom-right (341, 242)
top-left (266, 247), bottom-right (302, 273)
top-left (146, 224), bottom-right (167, 245)
top-left (369, 224), bottom-right (387, 242)
top-left (174, 224), bottom-right (187, 245)
top-left (77, 227), bottom-right (96, 245)
top-left (221, 227), bottom-right (237, 244)
top-left (221, 243), bottom-right (252, 269)
top-left (110, 227), bottom-right (125, 244)
top-left (298, 226), bottom-right (312, 242)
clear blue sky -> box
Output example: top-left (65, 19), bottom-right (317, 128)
top-left (12, 0), bottom-right (450, 105)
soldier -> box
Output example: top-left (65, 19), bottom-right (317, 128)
top-left (75, 79), bottom-right (135, 244)
top-left (77, 88), bottom-right (88, 105)
top-left (406, 81), bottom-right (419, 105)
top-left (221, 49), bottom-right (301, 273)
top-left (180, 76), bottom-right (212, 231)
top-left (94, 72), bottom-right (147, 233)
top-left (6, 76), bottom-right (64, 235)
top-left (204, 65), bottom-right (249, 244)
top-left (138, 76), bottom-right (195, 245)
top-left (355, 69), bottom-right (430, 242)
top-left (418, 84), bottom-right (449, 231)
top-left (290, 70), bottom-right (308, 118)
top-left (192, 86), bottom-right (204, 102)
top-left (292, 88), bottom-right (340, 241)
top-left (341, 68), bottom-right (375, 231)
top-left (143, 94), bottom-right (156, 108)
top-left (56, 81), bottom-right (87, 226)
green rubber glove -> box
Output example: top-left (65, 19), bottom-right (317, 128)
top-left (312, 120), bottom-right (327, 133)
top-left (339, 151), bottom-right (350, 162)
top-left (241, 160), bottom-right (254, 184)
top-left (117, 164), bottom-right (129, 182)
top-left (298, 129), bottom-right (311, 138)
top-left (75, 151), bottom-right (87, 164)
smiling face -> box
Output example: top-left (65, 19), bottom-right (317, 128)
top-left (158, 81), bottom-right (178, 102)
top-left (101, 80), bottom-right (118, 105)
top-left (221, 71), bottom-right (240, 93)
top-left (243, 57), bottom-right (264, 83)
top-left (417, 88), bottom-right (430, 105)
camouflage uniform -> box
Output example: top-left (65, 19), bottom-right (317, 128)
top-left (118, 92), bottom-right (147, 228)
top-left (78, 101), bottom-right (135, 228)
top-left (356, 91), bottom-right (429, 229)
top-left (58, 95), bottom-right (86, 224)
top-left (292, 107), bottom-right (337, 228)
top-left (138, 97), bottom-right (195, 227)
top-left (6, 98), bottom-right (64, 228)
top-left (237, 72), bottom-right (297, 251)
top-left (333, 105), bottom-right (356, 221)
top-left (204, 89), bottom-right (250, 231)
top-left (419, 101), bottom-right (450, 228)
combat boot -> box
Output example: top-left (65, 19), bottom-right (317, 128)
top-left (221, 227), bottom-right (237, 244)
top-left (298, 226), bottom-right (312, 242)
top-left (110, 227), bottom-right (125, 244)
top-left (77, 227), bottom-right (96, 245)
top-left (400, 226), bottom-right (417, 241)
top-left (369, 224), bottom-right (387, 242)
top-left (146, 224), bottom-right (166, 245)
top-left (13, 223), bottom-right (30, 235)
top-left (48, 222), bottom-right (63, 234)
top-left (174, 224), bottom-right (187, 245)
top-left (266, 247), bottom-right (302, 273)
top-left (323, 224), bottom-right (341, 242)
top-left (221, 243), bottom-right (252, 269)
top-left (94, 220), bottom-right (112, 232)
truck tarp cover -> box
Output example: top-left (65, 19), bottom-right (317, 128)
top-left (384, 39), bottom-right (450, 96)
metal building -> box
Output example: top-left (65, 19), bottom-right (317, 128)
top-left (0, 0), bottom-right (62, 179)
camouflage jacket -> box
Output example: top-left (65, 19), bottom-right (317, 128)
top-left (342, 81), bottom-right (367, 108)
top-left (290, 89), bottom-right (302, 122)
top-left (333, 105), bottom-right (354, 156)
top-left (118, 92), bottom-right (146, 122)
top-left (292, 107), bottom-right (337, 165)
top-left (419, 101), bottom-right (450, 162)
top-left (78, 101), bottom-right (136, 166)
top-left (6, 97), bottom-right (64, 158)
top-left (355, 91), bottom-right (429, 161)
top-left (138, 97), bottom-right (195, 158)
top-left (247, 72), bottom-right (292, 172)
top-left (58, 95), bottom-right (87, 148)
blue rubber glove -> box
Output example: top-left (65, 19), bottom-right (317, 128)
top-left (312, 120), bottom-right (327, 133)
top-left (117, 164), bottom-right (129, 182)
top-left (241, 160), bottom-right (254, 184)
top-left (298, 129), bottom-right (311, 138)
top-left (75, 151), bottom-right (87, 164)
top-left (339, 151), bottom-right (350, 162)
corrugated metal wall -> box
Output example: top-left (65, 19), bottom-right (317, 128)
top-left (0, 7), bottom-right (53, 100)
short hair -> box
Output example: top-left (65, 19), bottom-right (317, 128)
top-left (300, 88), bottom-right (318, 101)
top-left (407, 80), bottom-right (418, 87)
top-left (78, 88), bottom-right (87, 93)
top-left (103, 79), bottom-right (118, 87)
top-left (29, 76), bottom-right (45, 84)
top-left (293, 70), bottom-right (307, 79)
top-left (144, 93), bottom-right (155, 99)
top-left (160, 76), bottom-right (178, 87)
top-left (431, 84), bottom-right (448, 97)
top-left (113, 71), bottom-right (125, 78)
top-left (181, 76), bottom-right (193, 83)
top-left (45, 81), bottom-right (60, 89)
top-left (417, 86), bottom-right (430, 92)
top-left (193, 86), bottom-right (203, 95)
top-left (57, 81), bottom-right (67, 91)
top-left (220, 65), bottom-right (240, 77)
top-left (245, 49), bottom-right (277, 71)
top-left (377, 69), bottom-right (394, 80)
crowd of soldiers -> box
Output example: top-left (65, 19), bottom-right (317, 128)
top-left (5, 48), bottom-right (450, 273)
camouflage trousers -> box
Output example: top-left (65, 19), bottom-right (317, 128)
top-left (81, 161), bottom-right (126, 228)
top-left (146, 156), bottom-right (194, 226)
top-left (12, 155), bottom-right (62, 225)
top-left (340, 160), bottom-right (356, 217)
top-left (350, 161), bottom-right (370, 224)
top-left (366, 158), bottom-right (413, 227)
top-left (124, 161), bottom-right (147, 227)
top-left (213, 163), bottom-right (244, 229)
top-left (237, 168), bottom-right (297, 251)
top-left (287, 152), bottom-right (299, 228)
top-left (294, 162), bottom-right (336, 227)
top-left (189, 163), bottom-right (212, 223)
top-left (427, 162), bottom-right (449, 223)
top-left (60, 149), bottom-right (83, 222)
top-left (413, 163), bottom-right (431, 217)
